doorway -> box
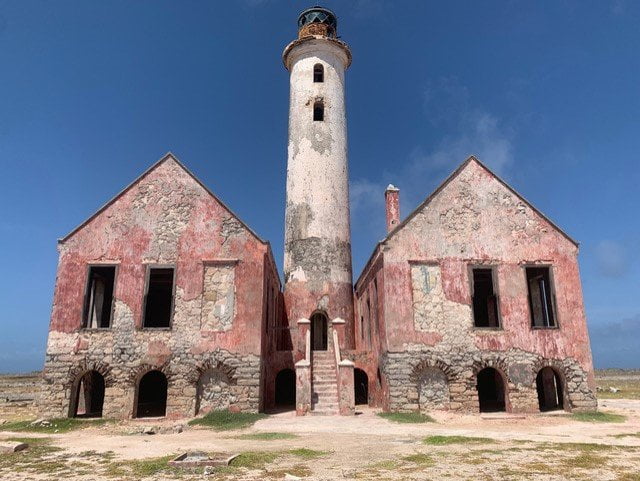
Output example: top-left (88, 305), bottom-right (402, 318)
top-left (135, 370), bottom-right (168, 418)
top-left (476, 367), bottom-right (507, 412)
top-left (536, 367), bottom-right (564, 411)
top-left (275, 368), bottom-right (296, 409)
top-left (354, 368), bottom-right (369, 405)
top-left (310, 312), bottom-right (328, 351)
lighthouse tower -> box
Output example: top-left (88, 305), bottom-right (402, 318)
top-left (282, 7), bottom-right (355, 414)
top-left (283, 7), bottom-right (354, 350)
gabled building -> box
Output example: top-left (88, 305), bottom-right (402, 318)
top-left (351, 157), bottom-right (597, 413)
top-left (40, 6), bottom-right (597, 419)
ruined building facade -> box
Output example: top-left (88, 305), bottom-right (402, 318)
top-left (40, 7), bottom-right (597, 419)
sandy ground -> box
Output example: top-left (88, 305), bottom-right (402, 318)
top-left (1, 399), bottom-right (640, 480)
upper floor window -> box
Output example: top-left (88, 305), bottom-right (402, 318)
top-left (82, 265), bottom-right (116, 328)
top-left (313, 100), bottom-right (324, 121)
top-left (471, 268), bottom-right (500, 328)
top-left (313, 63), bottom-right (324, 82)
top-left (526, 266), bottom-right (557, 328)
top-left (143, 267), bottom-right (175, 328)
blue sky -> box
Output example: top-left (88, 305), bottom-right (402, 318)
top-left (0, 1), bottom-right (638, 372)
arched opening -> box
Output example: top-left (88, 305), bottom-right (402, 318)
top-left (536, 367), bottom-right (564, 411)
top-left (417, 367), bottom-right (450, 411)
top-left (354, 368), bottom-right (369, 405)
top-left (71, 370), bottom-right (105, 418)
top-left (476, 367), bottom-right (506, 412)
top-left (136, 370), bottom-right (167, 418)
top-left (195, 369), bottom-right (232, 415)
top-left (313, 100), bottom-right (324, 121)
top-left (310, 312), bottom-right (328, 350)
top-left (275, 369), bottom-right (296, 409)
top-left (313, 63), bottom-right (324, 83)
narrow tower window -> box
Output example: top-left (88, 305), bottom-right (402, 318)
top-left (313, 63), bottom-right (324, 82)
top-left (313, 100), bottom-right (324, 121)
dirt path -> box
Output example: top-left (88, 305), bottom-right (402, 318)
top-left (1, 400), bottom-right (639, 480)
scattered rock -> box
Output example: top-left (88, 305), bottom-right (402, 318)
top-left (284, 474), bottom-right (302, 481)
top-left (0, 419), bottom-right (7, 425)
top-left (609, 387), bottom-right (620, 393)
top-left (0, 442), bottom-right (27, 453)
top-left (29, 419), bottom-right (51, 427)
top-left (203, 466), bottom-right (216, 476)
top-left (142, 426), bottom-right (157, 435)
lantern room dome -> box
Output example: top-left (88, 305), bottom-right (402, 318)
top-left (297, 6), bottom-right (338, 38)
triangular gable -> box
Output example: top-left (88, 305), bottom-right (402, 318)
top-left (59, 152), bottom-right (266, 244)
top-left (385, 155), bottom-right (579, 247)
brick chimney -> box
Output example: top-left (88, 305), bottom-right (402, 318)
top-left (385, 184), bottom-right (400, 233)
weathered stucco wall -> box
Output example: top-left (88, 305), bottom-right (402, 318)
top-left (359, 158), bottom-right (596, 413)
top-left (41, 155), bottom-right (273, 418)
top-left (283, 38), bottom-right (354, 345)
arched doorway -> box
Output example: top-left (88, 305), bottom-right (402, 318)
top-left (136, 370), bottom-right (168, 418)
top-left (71, 370), bottom-right (105, 418)
top-left (310, 312), bottom-right (328, 351)
top-left (536, 367), bottom-right (564, 411)
top-left (275, 369), bottom-right (296, 409)
top-left (476, 367), bottom-right (507, 412)
top-left (354, 368), bottom-right (369, 405)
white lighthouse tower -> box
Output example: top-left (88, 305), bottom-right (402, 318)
top-left (282, 7), bottom-right (355, 415)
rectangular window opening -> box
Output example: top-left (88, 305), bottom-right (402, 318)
top-left (526, 266), bottom-right (557, 328)
top-left (313, 101), bottom-right (324, 121)
top-left (83, 266), bottom-right (116, 328)
top-left (472, 268), bottom-right (500, 328)
top-left (143, 267), bottom-right (174, 328)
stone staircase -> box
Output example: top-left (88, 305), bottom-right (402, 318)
top-left (311, 350), bottom-right (339, 415)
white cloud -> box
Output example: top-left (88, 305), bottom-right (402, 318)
top-left (350, 78), bottom-right (514, 238)
top-left (595, 240), bottom-right (629, 278)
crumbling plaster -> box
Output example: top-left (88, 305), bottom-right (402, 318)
top-left (41, 155), bottom-right (277, 418)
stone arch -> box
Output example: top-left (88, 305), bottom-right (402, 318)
top-left (68, 370), bottom-right (106, 418)
top-left (535, 366), bottom-right (565, 412)
top-left (127, 362), bottom-right (172, 386)
top-left (410, 359), bottom-right (453, 411)
top-left (135, 370), bottom-right (168, 418)
top-left (188, 359), bottom-right (237, 387)
top-left (195, 368), bottom-right (233, 415)
top-left (471, 356), bottom-right (512, 385)
top-left (476, 367), bottom-right (508, 412)
top-left (67, 360), bottom-right (114, 389)
top-left (531, 359), bottom-right (570, 410)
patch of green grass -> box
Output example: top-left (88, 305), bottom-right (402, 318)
top-left (402, 453), bottom-right (434, 465)
top-left (230, 451), bottom-right (280, 469)
top-left (612, 432), bottom-right (640, 439)
top-left (377, 412), bottom-right (435, 424)
top-left (0, 418), bottom-right (109, 433)
top-left (570, 411), bottom-right (626, 423)
top-left (422, 435), bottom-right (493, 445)
top-left (235, 432), bottom-right (298, 440)
top-left (289, 448), bottom-right (328, 459)
top-left (188, 410), bottom-right (267, 430)
top-left (563, 453), bottom-right (608, 469)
